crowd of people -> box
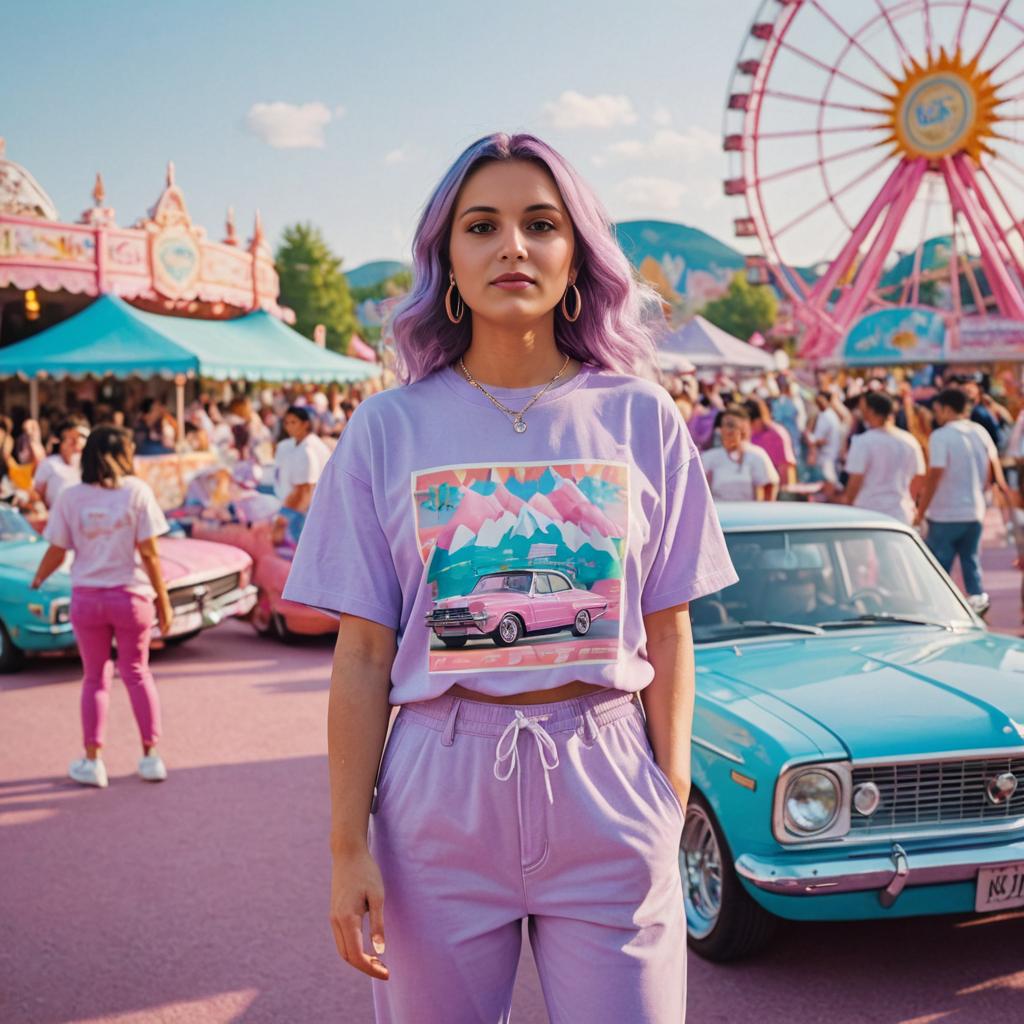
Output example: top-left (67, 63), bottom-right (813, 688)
top-left (667, 367), bottom-right (1021, 613)
top-left (0, 381), bottom-right (376, 516)
top-left (4, 367), bottom-right (1021, 622)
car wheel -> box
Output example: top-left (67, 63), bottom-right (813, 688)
top-left (250, 589), bottom-right (275, 636)
top-left (271, 612), bottom-right (300, 644)
top-left (441, 636), bottom-right (468, 649)
top-left (0, 619), bottom-right (24, 673)
top-left (681, 790), bottom-right (778, 962)
top-left (571, 609), bottom-right (592, 636)
top-left (492, 614), bottom-right (522, 647)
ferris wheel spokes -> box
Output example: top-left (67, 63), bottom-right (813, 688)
top-left (943, 153), bottom-right (1024, 317)
top-left (956, 156), bottom-right (1024, 281)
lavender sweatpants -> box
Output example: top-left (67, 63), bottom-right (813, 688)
top-left (368, 688), bottom-right (686, 1024)
top-left (70, 586), bottom-right (161, 749)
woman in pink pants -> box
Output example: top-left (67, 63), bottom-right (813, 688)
top-left (32, 425), bottom-right (174, 789)
top-left (283, 133), bottom-right (737, 1023)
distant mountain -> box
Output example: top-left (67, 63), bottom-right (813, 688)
top-left (615, 220), bottom-right (744, 274)
top-left (344, 260), bottom-right (410, 289)
top-left (613, 220), bottom-right (745, 307)
top-left (879, 235), bottom-right (952, 290)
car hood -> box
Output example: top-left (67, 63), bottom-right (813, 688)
top-left (156, 536), bottom-right (251, 585)
top-left (698, 629), bottom-right (1024, 760)
top-left (0, 540), bottom-right (70, 597)
top-left (434, 593), bottom-right (507, 609)
top-left (0, 538), bottom-right (51, 573)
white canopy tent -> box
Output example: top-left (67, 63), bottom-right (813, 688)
top-left (659, 315), bottom-right (775, 373)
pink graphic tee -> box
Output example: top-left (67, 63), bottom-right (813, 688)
top-left (283, 364), bottom-right (737, 704)
top-left (44, 477), bottom-right (170, 596)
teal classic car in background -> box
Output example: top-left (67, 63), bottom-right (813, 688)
top-left (683, 503), bottom-right (1024, 961)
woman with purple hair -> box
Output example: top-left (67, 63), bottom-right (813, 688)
top-left (283, 132), bottom-right (736, 1023)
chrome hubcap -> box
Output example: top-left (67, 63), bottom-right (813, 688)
top-left (500, 617), bottom-right (518, 642)
top-left (575, 611), bottom-right (589, 632)
top-left (680, 806), bottom-right (723, 939)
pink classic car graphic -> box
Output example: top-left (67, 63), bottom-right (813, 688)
top-left (424, 569), bottom-right (608, 648)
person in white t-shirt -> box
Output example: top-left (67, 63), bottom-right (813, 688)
top-left (702, 404), bottom-right (780, 502)
top-left (807, 390), bottom-right (843, 498)
top-left (843, 392), bottom-right (925, 524)
top-left (33, 419), bottom-right (89, 509)
top-left (273, 405), bottom-right (331, 542)
top-left (915, 388), bottom-right (1012, 612)
top-left (31, 425), bottom-right (173, 789)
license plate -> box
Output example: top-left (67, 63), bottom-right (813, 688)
top-left (975, 861), bottom-right (1024, 912)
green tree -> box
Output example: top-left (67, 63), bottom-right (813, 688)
top-left (699, 271), bottom-right (778, 340)
top-left (275, 223), bottom-right (359, 355)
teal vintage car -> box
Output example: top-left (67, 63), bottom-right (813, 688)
top-left (682, 502), bottom-right (1024, 961)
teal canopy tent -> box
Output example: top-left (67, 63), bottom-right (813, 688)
top-left (0, 294), bottom-right (381, 384)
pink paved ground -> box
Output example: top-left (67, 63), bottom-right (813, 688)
top-left (2, 518), bottom-right (1023, 1023)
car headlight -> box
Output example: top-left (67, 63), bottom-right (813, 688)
top-left (239, 565), bottom-right (252, 590)
top-left (51, 601), bottom-right (71, 625)
top-left (784, 770), bottom-right (840, 834)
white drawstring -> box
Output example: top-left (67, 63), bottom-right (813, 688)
top-left (493, 710), bottom-right (560, 804)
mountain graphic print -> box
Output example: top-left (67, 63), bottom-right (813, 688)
top-left (412, 460), bottom-right (628, 673)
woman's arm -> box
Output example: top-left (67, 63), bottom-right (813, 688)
top-left (137, 536), bottom-right (173, 635)
top-left (329, 614), bottom-right (396, 982)
top-left (31, 544), bottom-right (67, 589)
top-left (639, 602), bottom-right (694, 814)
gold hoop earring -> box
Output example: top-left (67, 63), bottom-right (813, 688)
top-left (445, 270), bottom-right (465, 324)
top-left (561, 281), bottom-right (582, 323)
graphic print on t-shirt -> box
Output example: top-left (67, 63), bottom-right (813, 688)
top-left (412, 460), bottom-right (628, 673)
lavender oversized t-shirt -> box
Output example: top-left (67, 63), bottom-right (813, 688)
top-left (283, 364), bottom-right (737, 704)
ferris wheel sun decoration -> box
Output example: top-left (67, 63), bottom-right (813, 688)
top-left (725, 0), bottom-right (1024, 363)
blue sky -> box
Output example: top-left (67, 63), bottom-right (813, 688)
top-left (1, 0), bottom-right (763, 270)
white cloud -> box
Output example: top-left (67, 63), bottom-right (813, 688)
top-left (245, 101), bottom-right (335, 149)
top-left (540, 90), bottom-right (638, 129)
top-left (606, 127), bottom-right (719, 162)
top-left (652, 106), bottom-right (673, 127)
top-left (613, 176), bottom-right (689, 212)
top-left (384, 147), bottom-right (410, 164)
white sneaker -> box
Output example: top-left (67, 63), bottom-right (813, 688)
top-left (69, 757), bottom-right (108, 788)
top-left (138, 753), bottom-right (167, 782)
top-left (967, 592), bottom-right (991, 615)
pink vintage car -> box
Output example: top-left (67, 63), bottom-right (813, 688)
top-left (189, 518), bottom-right (337, 641)
top-left (424, 569), bottom-right (608, 648)
top-left (156, 536), bottom-right (257, 644)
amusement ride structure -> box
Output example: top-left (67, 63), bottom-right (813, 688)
top-left (0, 138), bottom-right (287, 348)
top-left (724, 0), bottom-right (1024, 364)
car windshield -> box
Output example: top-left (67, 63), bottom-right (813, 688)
top-left (690, 527), bottom-right (976, 644)
top-left (0, 505), bottom-right (39, 544)
top-left (471, 574), bottom-right (532, 594)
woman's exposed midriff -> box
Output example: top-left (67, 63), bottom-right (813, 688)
top-left (445, 680), bottom-right (608, 706)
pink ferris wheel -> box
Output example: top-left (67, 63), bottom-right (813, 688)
top-left (724, 0), bottom-right (1024, 363)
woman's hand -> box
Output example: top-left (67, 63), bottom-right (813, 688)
top-left (156, 597), bottom-right (174, 636)
top-left (330, 847), bottom-right (390, 981)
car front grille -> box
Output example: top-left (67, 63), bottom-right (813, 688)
top-left (429, 607), bottom-right (471, 622)
top-left (168, 573), bottom-right (241, 609)
top-left (850, 755), bottom-right (1024, 834)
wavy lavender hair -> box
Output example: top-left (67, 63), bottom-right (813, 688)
top-left (388, 132), bottom-right (665, 384)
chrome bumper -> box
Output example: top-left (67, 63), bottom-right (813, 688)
top-left (24, 622), bottom-right (74, 636)
top-left (736, 836), bottom-right (1024, 907)
top-left (157, 585), bottom-right (258, 638)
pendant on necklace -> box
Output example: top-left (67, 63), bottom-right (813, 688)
top-left (513, 418), bottom-right (527, 433)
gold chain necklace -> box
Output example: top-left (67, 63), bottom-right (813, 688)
top-left (458, 354), bottom-right (571, 433)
